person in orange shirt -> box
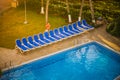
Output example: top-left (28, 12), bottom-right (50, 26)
top-left (45, 22), bottom-right (51, 32)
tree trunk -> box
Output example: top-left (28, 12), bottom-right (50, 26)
top-left (45, 0), bottom-right (50, 24)
top-left (41, 0), bottom-right (44, 14)
top-left (89, 0), bottom-right (95, 23)
top-left (78, 0), bottom-right (84, 21)
top-left (24, 0), bottom-right (28, 24)
top-left (66, 0), bottom-right (72, 23)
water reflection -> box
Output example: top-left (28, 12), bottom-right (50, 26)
top-left (66, 46), bottom-right (89, 66)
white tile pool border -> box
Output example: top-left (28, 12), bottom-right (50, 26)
top-left (2, 41), bottom-right (120, 71)
top-left (95, 41), bottom-right (120, 54)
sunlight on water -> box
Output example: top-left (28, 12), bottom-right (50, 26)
top-left (1, 67), bottom-right (35, 80)
top-left (66, 46), bottom-right (89, 64)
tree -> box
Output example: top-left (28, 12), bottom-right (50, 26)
top-left (40, 0), bottom-right (44, 14)
top-left (78, 0), bottom-right (84, 21)
top-left (66, 0), bottom-right (72, 23)
top-left (24, 0), bottom-right (28, 24)
top-left (45, 0), bottom-right (50, 24)
top-left (89, 0), bottom-right (95, 23)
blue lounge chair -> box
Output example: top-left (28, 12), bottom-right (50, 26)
top-left (82, 19), bottom-right (93, 28)
top-left (44, 32), bottom-right (56, 42)
top-left (68, 25), bottom-right (79, 34)
top-left (34, 35), bottom-right (45, 45)
top-left (39, 33), bottom-right (50, 43)
top-left (28, 36), bottom-right (40, 47)
top-left (54, 29), bottom-right (66, 38)
top-left (72, 23), bottom-right (83, 32)
top-left (63, 26), bottom-right (74, 35)
top-left (22, 38), bottom-right (34, 49)
top-left (16, 39), bottom-right (28, 52)
top-left (77, 21), bottom-right (89, 30)
top-left (49, 30), bottom-right (61, 40)
top-left (59, 27), bottom-right (71, 37)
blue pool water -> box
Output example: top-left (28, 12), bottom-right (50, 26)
top-left (0, 42), bottom-right (120, 80)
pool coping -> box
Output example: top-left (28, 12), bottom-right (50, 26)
top-left (2, 40), bottom-right (120, 71)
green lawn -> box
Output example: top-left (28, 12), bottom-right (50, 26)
top-left (0, 8), bottom-right (66, 49)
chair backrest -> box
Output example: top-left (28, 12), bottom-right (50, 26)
top-left (16, 39), bottom-right (22, 47)
top-left (54, 29), bottom-right (59, 35)
top-left (68, 25), bottom-right (73, 30)
top-left (28, 36), bottom-right (33, 43)
top-left (63, 26), bottom-right (68, 31)
top-left (22, 38), bottom-right (28, 45)
top-left (82, 19), bottom-right (93, 28)
top-left (50, 30), bottom-right (54, 36)
top-left (73, 23), bottom-right (80, 30)
top-left (34, 35), bottom-right (39, 41)
top-left (77, 21), bottom-right (81, 27)
top-left (73, 23), bottom-right (77, 28)
top-left (16, 39), bottom-right (28, 50)
top-left (39, 33), bottom-right (44, 40)
top-left (82, 19), bottom-right (87, 25)
top-left (59, 27), bottom-right (63, 33)
top-left (44, 32), bottom-right (49, 38)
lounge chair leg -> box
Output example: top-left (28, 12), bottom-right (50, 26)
top-left (15, 46), bottom-right (20, 53)
top-left (15, 46), bottom-right (24, 54)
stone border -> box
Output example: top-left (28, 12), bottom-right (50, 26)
top-left (2, 40), bottom-right (120, 72)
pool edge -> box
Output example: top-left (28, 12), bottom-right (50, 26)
top-left (2, 40), bottom-right (120, 72)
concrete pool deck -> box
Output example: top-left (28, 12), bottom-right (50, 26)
top-left (0, 25), bottom-right (120, 70)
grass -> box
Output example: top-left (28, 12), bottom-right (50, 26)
top-left (0, 8), bottom-right (66, 49)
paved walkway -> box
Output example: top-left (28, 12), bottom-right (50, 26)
top-left (0, 25), bottom-right (120, 70)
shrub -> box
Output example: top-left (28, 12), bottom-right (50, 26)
top-left (106, 22), bottom-right (114, 32)
top-left (106, 17), bottom-right (120, 37)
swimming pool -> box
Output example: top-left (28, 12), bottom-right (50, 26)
top-left (0, 41), bottom-right (120, 80)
